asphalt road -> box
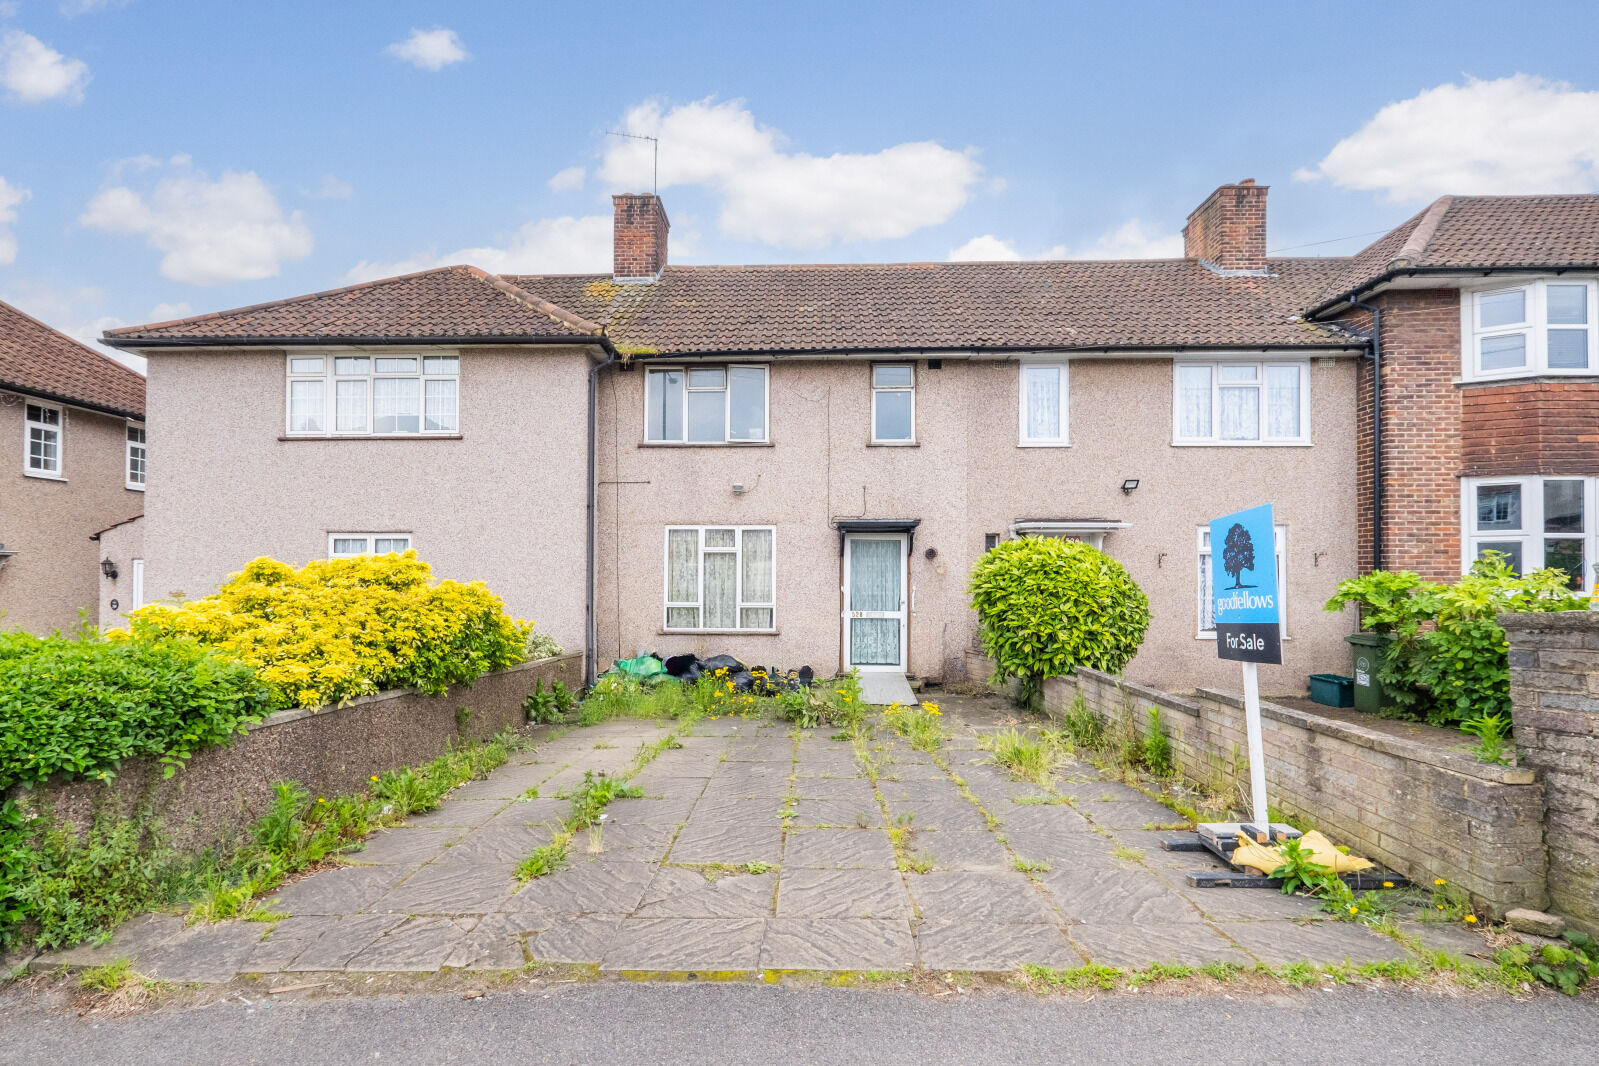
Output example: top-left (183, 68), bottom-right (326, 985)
top-left (4, 983), bottom-right (1597, 1066)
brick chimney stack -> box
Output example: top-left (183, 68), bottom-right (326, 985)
top-left (612, 194), bottom-right (670, 281)
top-left (1183, 179), bottom-right (1268, 273)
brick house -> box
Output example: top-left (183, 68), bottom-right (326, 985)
top-left (0, 300), bottom-right (146, 634)
top-left (98, 182), bottom-right (1599, 695)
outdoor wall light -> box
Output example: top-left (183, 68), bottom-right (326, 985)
top-left (101, 557), bottom-right (118, 580)
top-left (1121, 479), bottom-right (1140, 495)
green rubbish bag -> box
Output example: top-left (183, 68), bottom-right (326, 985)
top-left (612, 655), bottom-right (667, 680)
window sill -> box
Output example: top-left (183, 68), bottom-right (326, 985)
top-left (1455, 374), bottom-right (1599, 388)
top-left (24, 470), bottom-right (65, 481)
top-left (278, 434), bottom-right (464, 442)
top-left (659, 629), bottom-right (780, 637)
top-left (638, 441), bottom-right (774, 448)
top-left (1170, 440), bottom-right (1312, 448)
top-left (867, 440), bottom-right (918, 447)
top-left (125, 484), bottom-right (145, 492)
top-left (1017, 440), bottom-right (1070, 448)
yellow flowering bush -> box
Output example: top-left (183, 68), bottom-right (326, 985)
top-left (118, 552), bottom-right (529, 709)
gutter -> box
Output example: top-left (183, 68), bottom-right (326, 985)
top-left (100, 333), bottom-right (602, 351)
top-left (0, 381), bottom-right (143, 422)
top-left (1305, 264), bottom-right (1599, 321)
top-left (613, 341), bottom-right (1362, 361)
top-left (1349, 300), bottom-right (1384, 572)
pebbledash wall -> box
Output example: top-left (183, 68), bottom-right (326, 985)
top-left (1043, 667), bottom-right (1552, 919)
top-left (1503, 611), bottom-right (1599, 934)
top-left (18, 654), bottom-right (582, 854)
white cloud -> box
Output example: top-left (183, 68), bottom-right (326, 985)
top-left (61, 0), bottom-right (131, 15)
top-left (386, 27), bottom-right (468, 71)
top-left (0, 280), bottom-right (145, 371)
top-left (547, 165), bottom-right (586, 192)
top-left (1297, 75), bottom-right (1599, 202)
top-left (0, 175), bottom-right (29, 265)
top-left (146, 300), bottom-right (192, 321)
top-left (0, 2), bottom-right (19, 17)
top-left (346, 214), bottom-right (611, 282)
top-left (0, 28), bottom-right (90, 104)
top-left (599, 97), bottom-right (984, 249)
top-left (80, 157), bottom-right (314, 285)
top-left (948, 218), bottom-right (1178, 262)
top-left (311, 174), bottom-right (354, 199)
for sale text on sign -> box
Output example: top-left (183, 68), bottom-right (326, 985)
top-left (1209, 503), bottom-right (1282, 665)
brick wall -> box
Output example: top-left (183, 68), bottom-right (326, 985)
top-left (612, 194), bottom-right (669, 280)
top-left (1503, 611), bottom-right (1599, 934)
top-left (1043, 667), bottom-right (1549, 917)
top-left (1182, 180), bottom-right (1267, 271)
top-left (1460, 380), bottom-right (1599, 476)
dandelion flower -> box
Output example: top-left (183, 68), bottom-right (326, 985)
top-left (1348, 906), bottom-right (1358, 914)
top-left (1464, 914), bottom-right (1478, 924)
top-left (1434, 878), bottom-right (1446, 886)
top-left (1382, 881), bottom-right (1393, 888)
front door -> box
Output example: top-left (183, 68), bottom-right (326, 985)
top-left (843, 533), bottom-right (907, 671)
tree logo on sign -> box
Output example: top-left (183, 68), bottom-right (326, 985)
top-left (1223, 523), bottom-right (1256, 589)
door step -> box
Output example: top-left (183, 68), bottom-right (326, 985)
top-left (858, 672), bottom-right (917, 707)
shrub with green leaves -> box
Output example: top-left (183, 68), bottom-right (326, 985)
top-left (1325, 553), bottom-right (1582, 728)
top-left (0, 630), bottom-right (274, 790)
top-left (969, 538), bottom-right (1151, 701)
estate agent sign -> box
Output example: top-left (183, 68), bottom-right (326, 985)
top-left (1209, 503), bottom-right (1282, 665)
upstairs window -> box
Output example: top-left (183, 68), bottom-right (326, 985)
top-left (329, 533), bottom-right (413, 558)
top-left (1466, 280), bottom-right (1598, 379)
top-left (1018, 362), bottom-right (1069, 445)
top-left (126, 423), bottom-right (146, 489)
top-left (1174, 361), bottom-right (1309, 445)
top-left (25, 403), bottom-right (61, 476)
top-left (871, 364), bottom-right (915, 443)
top-left (645, 365), bottom-right (768, 443)
top-left (286, 354), bottom-right (459, 436)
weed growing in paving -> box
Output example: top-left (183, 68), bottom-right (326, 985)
top-left (979, 728), bottom-right (1062, 786)
top-left (884, 701), bottom-right (946, 753)
top-left (1012, 793), bottom-right (1070, 806)
top-left (1023, 962), bottom-right (1123, 991)
top-left (1012, 856), bottom-right (1051, 874)
top-left (78, 959), bottom-right (135, 993)
top-left (515, 834), bottom-right (573, 882)
top-left (1141, 707), bottom-right (1173, 776)
top-left (1497, 931), bottom-right (1597, 996)
top-left (1111, 845), bottom-right (1144, 863)
top-left (558, 771), bottom-right (644, 832)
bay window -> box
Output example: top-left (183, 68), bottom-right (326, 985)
top-left (286, 353), bottom-right (459, 436)
top-left (1173, 360), bottom-right (1309, 445)
top-left (1462, 477), bottom-right (1593, 589)
top-left (664, 526), bottom-right (776, 631)
top-left (1465, 280), bottom-right (1597, 379)
top-left (646, 365), bottom-right (768, 443)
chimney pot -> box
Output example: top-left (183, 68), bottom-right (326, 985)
top-left (612, 194), bottom-right (670, 282)
top-left (1183, 180), bottom-right (1268, 272)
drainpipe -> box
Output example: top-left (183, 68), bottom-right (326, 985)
top-left (586, 337), bottom-right (620, 687)
top-left (1350, 299), bottom-right (1383, 572)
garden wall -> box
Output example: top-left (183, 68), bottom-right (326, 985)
top-left (17, 653), bottom-right (582, 853)
top-left (1503, 611), bottom-right (1599, 934)
top-left (1042, 668), bottom-right (1549, 918)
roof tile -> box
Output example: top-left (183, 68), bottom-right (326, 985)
top-left (0, 300), bottom-right (145, 418)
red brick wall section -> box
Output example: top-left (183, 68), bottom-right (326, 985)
top-left (1339, 289), bottom-right (1464, 581)
top-left (612, 194), bottom-right (669, 279)
top-left (1461, 381), bottom-right (1599, 476)
top-left (1182, 181), bottom-right (1267, 271)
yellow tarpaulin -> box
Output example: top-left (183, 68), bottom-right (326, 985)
top-left (1231, 830), bottom-right (1375, 876)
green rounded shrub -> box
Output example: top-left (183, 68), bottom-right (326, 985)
top-left (969, 538), bottom-right (1151, 700)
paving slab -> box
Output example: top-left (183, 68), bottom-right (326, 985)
top-left (264, 865), bottom-right (413, 916)
top-left (782, 829), bottom-right (898, 870)
top-left (915, 920), bottom-right (1084, 971)
top-left (1043, 868), bottom-right (1204, 924)
top-left (669, 820), bottom-right (784, 865)
top-left (1218, 920), bottom-right (1413, 966)
top-left (350, 827), bottom-right (464, 866)
top-left (791, 797), bottom-right (883, 828)
top-left (882, 798), bottom-right (990, 832)
top-left (402, 799), bottom-right (505, 829)
top-left (440, 821), bottom-right (558, 865)
top-left (344, 916), bottom-right (478, 972)
top-left (916, 830), bottom-right (1012, 871)
top-left (792, 777), bottom-right (877, 803)
top-left (243, 915), bottom-right (341, 972)
top-left (1398, 921), bottom-right (1496, 958)
top-left (1180, 887), bottom-right (1331, 921)
top-left (602, 917), bottom-right (765, 971)
top-left (635, 868), bottom-right (777, 918)
top-left (139, 922), bottom-right (266, 982)
top-left (45, 913), bottom-right (183, 968)
top-left (1069, 921), bottom-right (1253, 968)
top-left (282, 914), bottom-right (407, 971)
top-left (908, 871), bottom-right (1061, 923)
top-left (775, 869), bottom-right (913, 919)
top-left (368, 862), bottom-right (518, 915)
top-left (1076, 799), bottom-right (1187, 830)
top-left (528, 917), bottom-right (623, 964)
top-left (761, 919), bottom-right (916, 970)
top-left (509, 859), bottom-right (656, 917)
top-left (444, 913), bottom-right (549, 969)
top-left (602, 793), bottom-right (700, 824)
top-left (580, 822), bottom-right (677, 862)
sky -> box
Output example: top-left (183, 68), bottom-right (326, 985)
top-left (5, 0), bottom-right (1599, 372)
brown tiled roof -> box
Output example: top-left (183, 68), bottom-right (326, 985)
top-left (103, 265), bottom-right (604, 347)
top-left (0, 299), bottom-right (145, 418)
top-left (507, 258), bottom-right (1356, 355)
top-left (1312, 194), bottom-right (1599, 314)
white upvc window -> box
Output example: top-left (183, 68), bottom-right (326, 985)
top-left (286, 353), bottom-right (459, 437)
top-left (664, 526), bottom-right (776, 631)
top-left (328, 532), bottom-right (413, 558)
top-left (1018, 361), bottom-right (1069, 446)
top-left (125, 422), bottom-right (146, 490)
top-left (24, 402), bottom-right (62, 477)
top-left (1198, 524), bottom-right (1287, 638)
top-left (1173, 360), bottom-right (1310, 445)
top-left (1461, 476), bottom-right (1593, 589)
top-left (645, 365), bottom-right (768, 443)
top-left (870, 364), bottom-right (915, 443)
top-left (1464, 279), bottom-right (1598, 380)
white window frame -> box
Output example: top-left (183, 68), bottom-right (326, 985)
top-left (328, 532), bottom-right (414, 558)
top-left (1017, 360), bottom-right (1070, 446)
top-left (1460, 476), bottom-right (1595, 590)
top-left (1461, 279), bottom-right (1599, 381)
top-left (285, 352), bottom-right (460, 437)
top-left (23, 401), bottom-right (63, 478)
top-left (643, 364), bottom-right (769, 444)
top-left (869, 363), bottom-right (916, 444)
top-left (130, 558), bottom-right (145, 611)
top-left (1171, 359), bottom-right (1311, 446)
top-left (1198, 524), bottom-right (1287, 639)
top-left (662, 525), bottom-right (777, 632)
top-left (125, 421), bottom-right (146, 490)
